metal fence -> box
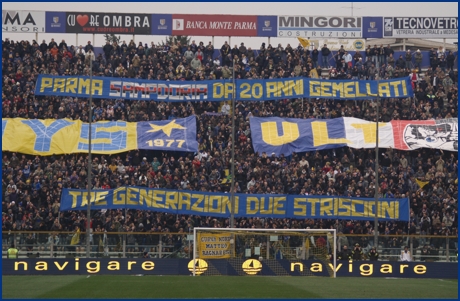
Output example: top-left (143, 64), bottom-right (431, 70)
top-left (2, 231), bottom-right (457, 262)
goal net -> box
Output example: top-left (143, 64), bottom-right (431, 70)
top-left (192, 228), bottom-right (336, 277)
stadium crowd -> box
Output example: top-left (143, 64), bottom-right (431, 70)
top-left (1, 38), bottom-right (458, 259)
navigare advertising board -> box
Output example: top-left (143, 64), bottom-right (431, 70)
top-left (2, 10), bottom-right (46, 33)
top-left (278, 16), bottom-right (362, 38)
top-left (171, 14), bottom-right (258, 36)
top-left (384, 17), bottom-right (458, 38)
top-left (65, 12), bottom-right (151, 34)
top-left (4, 259), bottom-right (458, 278)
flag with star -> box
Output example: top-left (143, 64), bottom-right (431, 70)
top-left (137, 116), bottom-right (198, 152)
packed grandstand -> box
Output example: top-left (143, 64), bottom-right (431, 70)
top-left (1, 37), bottom-right (458, 261)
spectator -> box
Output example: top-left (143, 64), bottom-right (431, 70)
top-left (368, 246), bottom-right (379, 261)
top-left (405, 50), bottom-right (413, 70)
top-left (344, 51), bottom-right (352, 69)
top-left (414, 49), bottom-right (423, 72)
top-left (400, 246), bottom-right (412, 261)
top-left (0, 38), bottom-right (457, 261)
top-left (351, 243), bottom-right (363, 261)
top-left (321, 44), bottom-right (331, 68)
top-left (378, 45), bottom-right (385, 69)
top-left (7, 243), bottom-right (18, 259)
top-left (84, 41), bottom-right (94, 53)
top-left (338, 245), bottom-right (352, 261)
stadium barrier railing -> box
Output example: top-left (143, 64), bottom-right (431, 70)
top-left (2, 231), bottom-right (457, 262)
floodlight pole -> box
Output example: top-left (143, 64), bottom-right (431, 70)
top-left (230, 59), bottom-right (236, 228)
top-left (86, 58), bottom-right (93, 258)
top-left (373, 95), bottom-right (379, 248)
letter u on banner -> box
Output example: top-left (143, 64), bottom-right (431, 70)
top-left (261, 121), bottom-right (300, 146)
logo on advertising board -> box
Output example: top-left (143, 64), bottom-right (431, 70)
top-left (277, 16), bottom-right (362, 38)
top-left (362, 17), bottom-right (383, 39)
top-left (384, 17), bottom-right (393, 37)
top-left (257, 15), bottom-right (277, 37)
top-left (46, 11), bottom-right (66, 33)
top-left (173, 19), bottom-right (184, 30)
top-left (151, 14), bottom-right (172, 35)
top-left (2, 10), bottom-right (46, 33)
top-left (51, 17), bottom-right (61, 28)
top-left (172, 14), bottom-right (258, 37)
top-left (65, 12), bottom-right (151, 35)
top-left (242, 259), bottom-right (262, 275)
top-left (188, 259), bottom-right (208, 275)
top-left (353, 40), bottom-right (365, 50)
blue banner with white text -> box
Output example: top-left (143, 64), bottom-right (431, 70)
top-left (34, 75), bottom-right (414, 102)
top-left (60, 187), bottom-right (409, 221)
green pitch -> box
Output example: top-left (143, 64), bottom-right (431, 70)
top-left (2, 276), bottom-right (458, 299)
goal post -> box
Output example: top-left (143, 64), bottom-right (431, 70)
top-left (192, 227), bottom-right (336, 278)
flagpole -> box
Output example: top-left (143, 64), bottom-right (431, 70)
top-left (230, 59), bottom-right (236, 228)
top-left (373, 93), bottom-right (379, 249)
top-left (86, 58), bottom-right (93, 258)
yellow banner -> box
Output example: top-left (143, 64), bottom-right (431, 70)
top-left (416, 178), bottom-right (429, 189)
top-left (2, 118), bottom-right (137, 156)
top-left (198, 233), bottom-right (232, 259)
top-left (297, 37), bottom-right (310, 48)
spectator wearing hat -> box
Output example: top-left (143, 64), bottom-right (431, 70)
top-left (368, 246), bottom-right (379, 261)
top-left (352, 243), bottom-right (363, 261)
top-left (414, 49), bottom-right (423, 72)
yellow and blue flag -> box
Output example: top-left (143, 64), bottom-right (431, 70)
top-left (2, 117), bottom-right (198, 155)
